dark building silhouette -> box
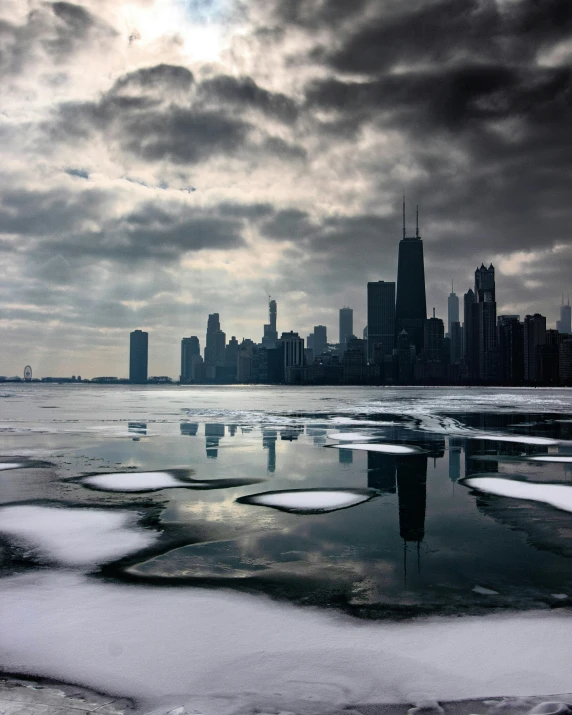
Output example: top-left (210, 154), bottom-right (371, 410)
top-left (395, 202), bottom-right (427, 353)
top-left (474, 264), bottom-right (499, 381)
top-left (313, 325), bottom-right (327, 357)
top-left (447, 282), bottom-right (459, 337)
top-left (367, 281), bottom-right (396, 361)
top-left (129, 329), bottom-right (148, 384)
top-left (181, 336), bottom-right (200, 383)
top-left (396, 454), bottom-right (427, 543)
top-left (339, 307), bottom-right (353, 348)
top-left (524, 313), bottom-right (546, 383)
top-left (556, 296), bottom-right (571, 334)
top-left (560, 340), bottom-right (572, 386)
top-left (498, 315), bottom-right (524, 385)
top-left (463, 288), bottom-right (476, 371)
top-left (262, 298), bottom-right (278, 348)
top-left (450, 321), bottom-right (463, 365)
top-left (397, 329), bottom-right (414, 384)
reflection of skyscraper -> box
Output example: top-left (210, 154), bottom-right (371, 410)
top-left (367, 281), bottom-right (396, 361)
top-left (128, 422), bottom-right (147, 435)
top-left (180, 422), bottom-right (198, 436)
top-left (396, 454), bottom-right (427, 542)
top-left (367, 452), bottom-right (396, 493)
top-left (449, 437), bottom-right (462, 482)
top-left (395, 202), bottom-right (427, 353)
top-left (338, 448), bottom-right (353, 465)
top-left (205, 423), bottom-right (225, 458)
top-left (129, 329), bottom-right (148, 384)
top-left (262, 428), bottom-right (277, 473)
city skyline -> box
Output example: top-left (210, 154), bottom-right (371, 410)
top-left (1, 0), bottom-right (572, 377)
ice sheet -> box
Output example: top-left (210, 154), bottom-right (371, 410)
top-left (0, 505), bottom-right (158, 565)
top-left (330, 443), bottom-right (425, 454)
top-left (1, 572), bottom-right (572, 714)
top-left (462, 477), bottom-right (572, 514)
top-left (236, 488), bottom-right (377, 513)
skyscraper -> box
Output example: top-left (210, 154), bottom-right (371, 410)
top-left (313, 325), bottom-right (327, 357)
top-left (395, 201), bottom-right (427, 353)
top-left (339, 307), bottom-right (353, 346)
top-left (367, 280), bottom-right (395, 361)
top-left (447, 282), bottom-right (459, 336)
top-left (524, 313), bottom-right (546, 383)
top-left (204, 313), bottom-right (220, 367)
top-left (497, 315), bottom-right (524, 385)
top-left (180, 336), bottom-right (200, 383)
top-left (474, 264), bottom-right (498, 381)
top-left (556, 295), bottom-right (571, 334)
top-left (129, 329), bottom-right (148, 384)
top-left (262, 298), bottom-right (278, 348)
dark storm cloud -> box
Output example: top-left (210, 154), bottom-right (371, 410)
top-left (325, 0), bottom-right (572, 74)
top-left (0, 187), bottom-right (110, 237)
top-left (48, 63), bottom-right (305, 165)
top-left (198, 75), bottom-right (298, 123)
top-left (110, 64), bottom-right (195, 95)
top-left (306, 64), bottom-right (572, 134)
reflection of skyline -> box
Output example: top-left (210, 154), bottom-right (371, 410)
top-left (128, 422), bottom-right (147, 436)
top-left (449, 437), bottom-right (462, 482)
top-left (262, 428), bottom-right (277, 473)
top-left (396, 454), bottom-right (427, 544)
top-left (205, 423), bottom-right (225, 458)
top-left (338, 448), bottom-right (353, 465)
top-left (367, 452), bottom-right (396, 492)
top-left (180, 422), bottom-right (198, 436)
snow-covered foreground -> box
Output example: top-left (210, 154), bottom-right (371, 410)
top-left (1, 572), bottom-right (572, 714)
top-left (0, 505), bottom-right (157, 565)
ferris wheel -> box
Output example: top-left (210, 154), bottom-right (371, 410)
top-left (24, 366), bottom-right (32, 381)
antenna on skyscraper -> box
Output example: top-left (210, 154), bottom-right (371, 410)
top-left (452, 279), bottom-right (454, 293)
top-left (402, 195), bottom-right (406, 240)
top-left (416, 205), bottom-right (419, 239)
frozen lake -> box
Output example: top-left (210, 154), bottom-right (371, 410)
top-left (1, 385), bottom-right (572, 714)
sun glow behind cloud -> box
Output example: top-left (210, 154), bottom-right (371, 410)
top-left (118, 0), bottom-right (230, 63)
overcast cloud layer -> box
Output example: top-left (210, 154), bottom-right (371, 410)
top-left (1, 0), bottom-right (571, 377)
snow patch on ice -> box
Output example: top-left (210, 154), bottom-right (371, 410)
top-left (326, 432), bottom-right (379, 441)
top-left (473, 586), bottom-right (500, 596)
top-left (79, 471), bottom-right (263, 493)
top-left (462, 477), bottom-right (572, 515)
top-left (472, 435), bottom-right (559, 446)
top-left (0, 505), bottom-right (158, 566)
top-left (330, 443), bottom-right (425, 455)
top-left (0, 462), bottom-right (24, 470)
top-left (236, 488), bottom-right (377, 513)
top-left (529, 456), bottom-right (572, 463)
top-left (2, 572), bottom-right (572, 712)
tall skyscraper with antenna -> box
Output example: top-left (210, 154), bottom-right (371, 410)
top-left (447, 281), bottom-right (459, 337)
top-left (395, 199), bottom-right (427, 352)
top-left (557, 294), bottom-right (571, 334)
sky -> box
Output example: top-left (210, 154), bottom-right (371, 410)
top-left (1, 0), bottom-right (571, 378)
